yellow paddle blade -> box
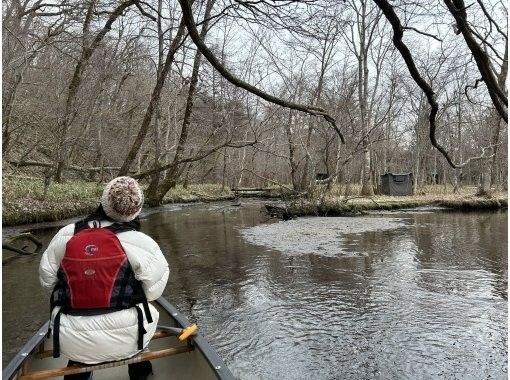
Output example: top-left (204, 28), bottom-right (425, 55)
top-left (178, 323), bottom-right (198, 341)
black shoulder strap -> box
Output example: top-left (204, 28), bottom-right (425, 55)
top-left (105, 223), bottom-right (136, 234)
top-left (104, 222), bottom-right (153, 326)
top-left (74, 220), bottom-right (90, 234)
top-left (52, 309), bottom-right (63, 358)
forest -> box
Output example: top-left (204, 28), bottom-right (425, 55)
top-left (3, 0), bottom-right (508, 206)
top-left (2, 4), bottom-right (508, 377)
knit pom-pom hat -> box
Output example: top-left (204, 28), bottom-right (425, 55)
top-left (101, 176), bottom-right (144, 222)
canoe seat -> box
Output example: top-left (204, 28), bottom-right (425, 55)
top-left (18, 331), bottom-right (194, 380)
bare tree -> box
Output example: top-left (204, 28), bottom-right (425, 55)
top-left (342, 0), bottom-right (384, 195)
top-left (374, 0), bottom-right (507, 170)
top-left (177, 0), bottom-right (345, 141)
top-left (54, 0), bottom-right (137, 182)
top-left (148, 0), bottom-right (216, 205)
top-left (118, 4), bottom-right (188, 176)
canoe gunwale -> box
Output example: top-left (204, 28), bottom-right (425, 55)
top-left (2, 297), bottom-right (236, 380)
top-left (2, 322), bottom-right (49, 380)
top-left (155, 297), bottom-right (236, 380)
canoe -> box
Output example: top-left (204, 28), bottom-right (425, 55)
top-left (3, 297), bottom-right (235, 380)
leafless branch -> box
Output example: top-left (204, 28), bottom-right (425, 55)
top-left (443, 0), bottom-right (507, 121)
top-left (464, 77), bottom-right (484, 103)
top-left (403, 26), bottom-right (443, 42)
top-left (133, 0), bottom-right (157, 21)
top-left (240, 168), bottom-right (296, 192)
top-left (476, 0), bottom-right (507, 41)
top-left (134, 139), bottom-right (258, 180)
top-left (374, 0), bottom-right (507, 170)
top-left (177, 0), bottom-right (345, 143)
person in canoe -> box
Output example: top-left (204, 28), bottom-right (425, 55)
top-left (39, 176), bottom-right (170, 380)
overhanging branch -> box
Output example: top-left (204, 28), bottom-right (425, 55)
top-left (443, 0), bottom-right (507, 122)
top-left (373, 0), bottom-right (503, 169)
top-left (177, 0), bottom-right (345, 143)
top-left (134, 139), bottom-right (258, 180)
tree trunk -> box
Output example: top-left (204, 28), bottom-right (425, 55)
top-left (118, 17), bottom-right (187, 177)
top-left (55, 0), bottom-right (134, 182)
top-left (221, 147), bottom-right (228, 191)
top-left (237, 130), bottom-right (249, 187)
top-left (453, 99), bottom-right (463, 193)
top-left (478, 160), bottom-right (492, 195)
top-left (300, 125), bottom-right (314, 190)
top-left (146, 0), bottom-right (166, 202)
top-left (284, 110), bottom-right (300, 190)
top-left (358, 1), bottom-right (373, 196)
top-left (490, 43), bottom-right (507, 187)
top-left (150, 0), bottom-right (214, 205)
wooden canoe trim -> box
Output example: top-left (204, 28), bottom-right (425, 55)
top-left (19, 345), bottom-right (193, 380)
top-left (34, 330), bottom-right (174, 359)
top-left (151, 330), bottom-right (175, 340)
top-left (21, 360), bottom-right (29, 375)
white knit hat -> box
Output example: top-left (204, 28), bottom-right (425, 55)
top-left (101, 177), bottom-right (144, 222)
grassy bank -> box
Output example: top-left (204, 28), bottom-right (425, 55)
top-left (3, 176), bottom-right (102, 226)
top-left (2, 176), bottom-right (234, 226)
top-left (284, 190), bottom-right (507, 217)
top-left (2, 176), bottom-right (507, 226)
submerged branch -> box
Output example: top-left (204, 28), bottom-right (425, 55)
top-left (2, 233), bottom-right (43, 256)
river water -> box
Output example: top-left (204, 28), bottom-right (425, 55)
top-left (2, 201), bottom-right (507, 379)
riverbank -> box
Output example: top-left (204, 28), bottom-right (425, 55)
top-left (3, 176), bottom-right (507, 226)
top-left (2, 176), bottom-right (236, 226)
top-left (280, 192), bottom-right (508, 218)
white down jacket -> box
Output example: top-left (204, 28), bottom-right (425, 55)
top-left (39, 220), bottom-right (169, 364)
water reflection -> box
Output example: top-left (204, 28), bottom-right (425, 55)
top-left (2, 203), bottom-right (507, 380)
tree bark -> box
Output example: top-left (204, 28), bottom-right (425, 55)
top-left (146, 0), bottom-right (167, 202)
top-left (284, 110), bottom-right (300, 190)
top-left (490, 43), bottom-right (508, 187)
top-left (358, 0), bottom-right (374, 196)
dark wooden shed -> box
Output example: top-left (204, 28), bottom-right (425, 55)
top-left (379, 173), bottom-right (413, 196)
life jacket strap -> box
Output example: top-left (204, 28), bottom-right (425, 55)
top-left (74, 220), bottom-right (135, 234)
top-left (105, 223), bottom-right (135, 234)
top-left (74, 220), bottom-right (90, 234)
top-left (142, 298), bottom-right (153, 324)
top-left (135, 305), bottom-right (147, 350)
top-left (52, 309), bottom-right (63, 358)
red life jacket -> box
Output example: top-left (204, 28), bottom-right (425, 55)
top-left (50, 220), bottom-right (152, 358)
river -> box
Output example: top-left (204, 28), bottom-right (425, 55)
top-left (2, 201), bottom-right (507, 379)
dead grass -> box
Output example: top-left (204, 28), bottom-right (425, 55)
top-left (2, 177), bottom-right (235, 226)
top-left (3, 176), bottom-right (506, 225)
top-left (288, 189), bottom-right (507, 217)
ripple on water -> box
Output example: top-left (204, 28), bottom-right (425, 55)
top-left (3, 205), bottom-right (507, 379)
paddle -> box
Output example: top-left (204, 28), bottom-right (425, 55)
top-left (158, 324), bottom-right (198, 341)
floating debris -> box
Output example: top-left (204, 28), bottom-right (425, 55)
top-left (240, 216), bottom-right (409, 257)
